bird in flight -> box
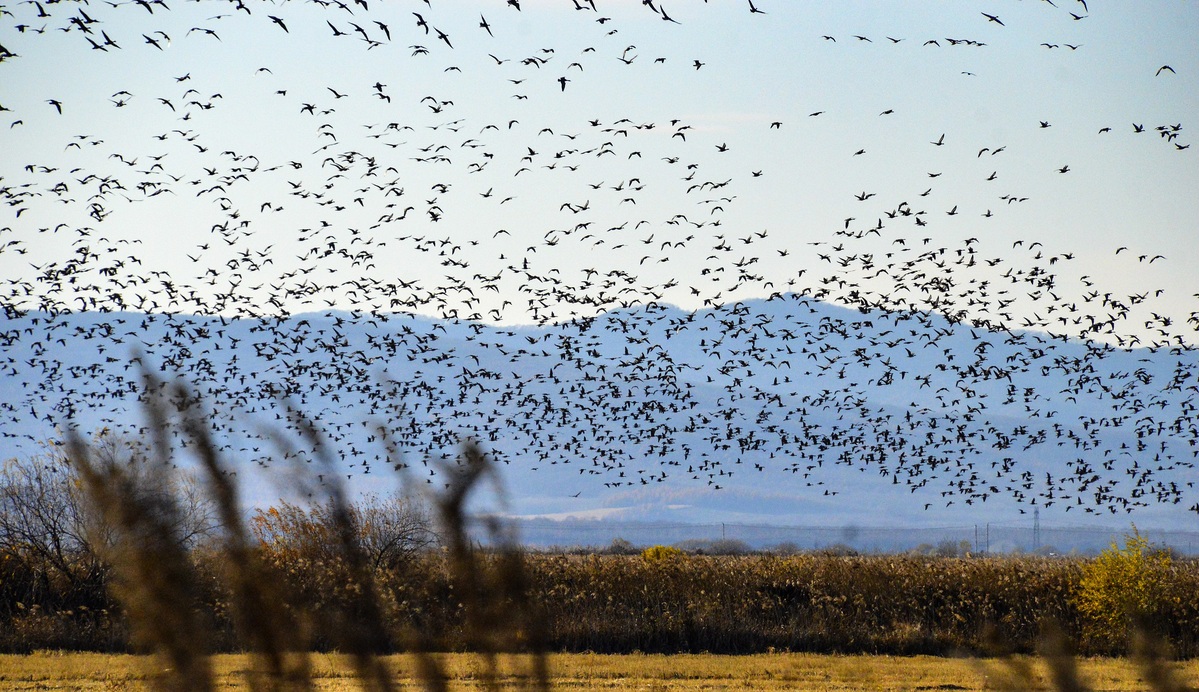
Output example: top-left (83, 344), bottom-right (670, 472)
top-left (2, 0), bottom-right (1195, 526)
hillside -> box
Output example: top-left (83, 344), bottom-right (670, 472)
top-left (3, 294), bottom-right (1196, 529)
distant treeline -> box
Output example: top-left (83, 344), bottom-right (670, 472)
top-left (509, 519), bottom-right (1199, 556)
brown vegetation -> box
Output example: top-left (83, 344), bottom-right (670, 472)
top-left (4, 446), bottom-right (1198, 658)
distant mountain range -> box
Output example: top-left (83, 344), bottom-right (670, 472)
top-left (2, 293), bottom-right (1196, 530)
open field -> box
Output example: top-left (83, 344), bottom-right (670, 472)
top-left (2, 652), bottom-right (1197, 691)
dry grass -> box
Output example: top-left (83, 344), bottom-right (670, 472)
top-left (1, 652), bottom-right (1196, 690)
top-left (515, 552), bottom-right (1199, 657)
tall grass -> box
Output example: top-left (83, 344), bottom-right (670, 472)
top-left (56, 372), bottom-right (549, 691)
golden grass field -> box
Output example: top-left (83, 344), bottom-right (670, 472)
top-left (1, 652), bottom-right (1196, 691)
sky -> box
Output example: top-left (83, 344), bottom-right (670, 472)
top-left (2, 1), bottom-right (1199, 530)
top-left (1, 0), bottom-right (1196, 348)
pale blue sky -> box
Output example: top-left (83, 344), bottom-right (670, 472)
top-left (1, 0), bottom-right (1196, 345)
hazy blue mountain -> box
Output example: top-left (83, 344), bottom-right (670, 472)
top-left (2, 294), bottom-right (1196, 531)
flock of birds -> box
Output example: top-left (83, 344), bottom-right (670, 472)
top-left (1, 1), bottom-right (1196, 520)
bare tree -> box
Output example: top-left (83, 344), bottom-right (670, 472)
top-left (0, 444), bottom-right (100, 590)
top-left (354, 492), bottom-right (437, 571)
top-left (251, 492), bottom-right (435, 573)
top-left (0, 432), bottom-right (219, 586)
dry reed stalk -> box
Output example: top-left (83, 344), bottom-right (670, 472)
top-left (65, 377), bottom-right (213, 692)
top-left (174, 378), bottom-right (314, 692)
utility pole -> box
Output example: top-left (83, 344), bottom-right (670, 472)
top-left (1033, 508), bottom-right (1041, 552)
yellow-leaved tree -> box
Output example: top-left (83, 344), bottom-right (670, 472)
top-left (1073, 527), bottom-right (1173, 650)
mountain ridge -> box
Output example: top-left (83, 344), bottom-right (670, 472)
top-left (2, 293), bottom-right (1196, 528)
